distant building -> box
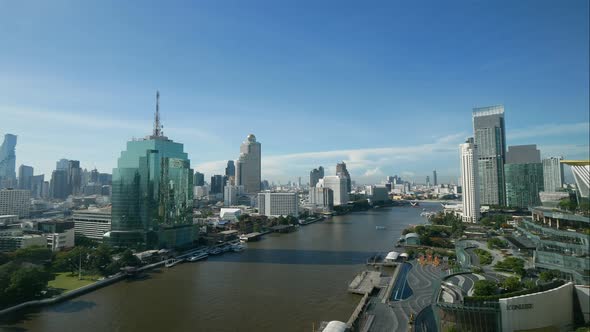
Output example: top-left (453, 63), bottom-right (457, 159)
top-left (73, 207), bottom-right (112, 241)
top-left (336, 162), bottom-right (351, 193)
top-left (0, 188), bottom-right (30, 218)
top-left (542, 157), bottom-right (564, 192)
top-left (460, 138), bottom-right (480, 223)
top-left (223, 185), bottom-right (239, 206)
top-left (309, 186), bottom-right (334, 209)
top-left (67, 160), bottom-right (82, 196)
top-left (38, 220), bottom-right (75, 251)
top-left (322, 175), bottom-right (349, 206)
top-left (236, 134), bottom-right (261, 194)
top-left (0, 134), bottom-right (17, 189)
top-left (225, 160), bottom-right (235, 177)
top-left (473, 105), bottom-right (506, 206)
top-left (433, 170), bottom-right (438, 186)
top-left (219, 208), bottom-right (242, 221)
top-left (310, 166), bottom-right (325, 188)
top-left (210, 175), bottom-right (227, 195)
top-left (17, 165), bottom-right (34, 191)
top-left (194, 185), bottom-right (209, 199)
top-left (56, 158), bottom-right (69, 171)
top-left (50, 169), bottom-right (69, 199)
top-left (561, 160), bottom-right (589, 199)
top-left (426, 176), bottom-right (430, 186)
top-left (258, 192), bottom-right (298, 217)
top-left (107, 92), bottom-right (196, 249)
top-left (0, 231), bottom-right (47, 253)
top-left (31, 174), bottom-right (45, 198)
top-left (505, 145), bottom-right (543, 208)
top-left (193, 171), bottom-right (205, 186)
top-left (366, 185), bottom-right (389, 202)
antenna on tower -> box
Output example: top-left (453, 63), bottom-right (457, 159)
top-left (153, 90), bottom-right (162, 137)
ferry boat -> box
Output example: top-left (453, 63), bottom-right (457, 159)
top-left (208, 247), bottom-right (222, 255)
top-left (187, 252), bottom-right (209, 262)
top-left (375, 226), bottom-right (386, 230)
top-left (165, 258), bottom-right (183, 268)
top-left (231, 243), bottom-right (246, 252)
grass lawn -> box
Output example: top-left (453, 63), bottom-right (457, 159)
top-left (48, 272), bottom-right (102, 293)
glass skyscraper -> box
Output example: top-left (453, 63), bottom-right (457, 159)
top-left (505, 145), bottom-right (544, 208)
top-left (106, 93), bottom-right (195, 249)
top-left (473, 105), bottom-right (506, 206)
top-left (542, 156), bottom-right (564, 192)
top-left (0, 134), bottom-right (17, 189)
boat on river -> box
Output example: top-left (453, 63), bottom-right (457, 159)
top-left (187, 252), bottom-right (209, 262)
top-left (165, 258), bottom-right (184, 268)
top-left (231, 243), bottom-right (246, 252)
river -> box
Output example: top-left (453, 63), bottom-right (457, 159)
top-left (0, 203), bottom-right (440, 332)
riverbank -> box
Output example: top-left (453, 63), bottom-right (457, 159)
top-left (1, 203), bottom-right (442, 332)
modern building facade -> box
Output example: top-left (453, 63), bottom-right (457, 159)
top-left (562, 160), bottom-right (590, 199)
top-left (505, 145), bottom-right (543, 208)
top-left (106, 92), bottom-right (196, 249)
top-left (210, 175), bottom-right (227, 195)
top-left (0, 134), bottom-right (17, 189)
top-left (336, 162), bottom-right (351, 193)
top-left (433, 170), bottom-right (438, 186)
top-left (73, 207), bottom-right (112, 241)
top-left (366, 185), bottom-right (389, 202)
top-left (38, 220), bottom-right (75, 251)
top-left (516, 206), bottom-right (590, 285)
top-left (542, 157), bottom-right (564, 192)
top-left (258, 192), bottom-right (299, 217)
top-left (193, 171), bottom-right (205, 186)
top-left (473, 105), bottom-right (506, 206)
top-left (17, 165), bottom-right (34, 191)
top-left (310, 166), bottom-right (325, 188)
top-left (322, 175), bottom-right (349, 206)
top-left (460, 138), bottom-right (480, 223)
top-left (236, 134), bottom-right (261, 194)
top-left (309, 186), bottom-right (334, 209)
top-left (225, 160), bottom-right (235, 177)
top-left (67, 160), bottom-right (82, 196)
top-left (50, 169), bottom-right (69, 199)
top-left (0, 188), bottom-right (31, 218)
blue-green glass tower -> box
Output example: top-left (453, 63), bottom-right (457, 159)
top-left (106, 92), bottom-right (195, 249)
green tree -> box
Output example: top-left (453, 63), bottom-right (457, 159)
top-left (13, 246), bottom-right (53, 264)
top-left (118, 249), bottom-right (140, 267)
top-left (502, 277), bottom-right (522, 292)
top-left (90, 244), bottom-right (113, 274)
top-left (75, 234), bottom-right (99, 248)
top-left (473, 280), bottom-right (497, 296)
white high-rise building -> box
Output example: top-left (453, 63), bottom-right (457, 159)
top-left (322, 175), bottom-right (349, 206)
top-left (258, 192), bottom-right (298, 217)
top-left (224, 185), bottom-right (239, 206)
top-left (236, 134), bottom-right (261, 194)
top-left (542, 157), bottom-right (564, 192)
top-left (0, 188), bottom-right (31, 218)
top-left (460, 138), bottom-right (480, 223)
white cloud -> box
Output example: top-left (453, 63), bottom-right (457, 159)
top-left (363, 167), bottom-right (383, 177)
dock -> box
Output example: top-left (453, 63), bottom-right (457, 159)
top-left (348, 271), bottom-right (382, 295)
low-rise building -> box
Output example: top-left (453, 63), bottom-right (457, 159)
top-left (72, 207), bottom-right (112, 241)
top-left (0, 188), bottom-right (31, 218)
top-left (258, 192), bottom-right (299, 217)
top-left (37, 220), bottom-right (75, 251)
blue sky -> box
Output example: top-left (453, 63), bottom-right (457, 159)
top-left (1, 0), bottom-right (588, 184)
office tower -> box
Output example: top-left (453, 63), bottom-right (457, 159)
top-left (225, 160), bottom-right (235, 177)
top-left (31, 174), bottom-right (45, 198)
top-left (67, 160), bottom-right (82, 196)
top-left (258, 192), bottom-right (298, 217)
top-left (98, 173), bottom-right (112, 185)
top-left (56, 159), bottom-right (69, 171)
top-left (261, 180), bottom-right (270, 191)
top-left (0, 188), bottom-right (31, 218)
top-left (309, 166), bottom-right (324, 188)
top-left (50, 170), bottom-right (69, 199)
top-left (108, 92), bottom-right (195, 248)
top-left (210, 175), bottom-right (227, 194)
top-left (366, 185), bottom-right (389, 202)
top-left (460, 138), bottom-right (480, 223)
top-left (224, 185), bottom-right (238, 206)
top-left (426, 176), bottom-right (430, 186)
top-left (433, 170), bottom-right (438, 186)
top-left (90, 168), bottom-right (99, 183)
top-left (0, 134), bottom-right (17, 188)
top-left (542, 157), bottom-right (564, 192)
top-left (18, 165), bottom-right (34, 190)
top-left (235, 134), bottom-right (261, 194)
top-left (309, 186), bottom-right (334, 209)
top-left (322, 175), bottom-right (349, 206)
top-left (473, 105), bottom-right (506, 206)
top-left (193, 171), bottom-right (205, 186)
top-left (505, 145), bottom-right (544, 208)
top-left (336, 162), bottom-right (351, 192)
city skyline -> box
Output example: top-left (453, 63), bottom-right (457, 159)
top-left (1, 1), bottom-right (589, 183)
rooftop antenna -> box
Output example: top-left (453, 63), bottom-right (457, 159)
top-left (153, 90), bottom-right (162, 137)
